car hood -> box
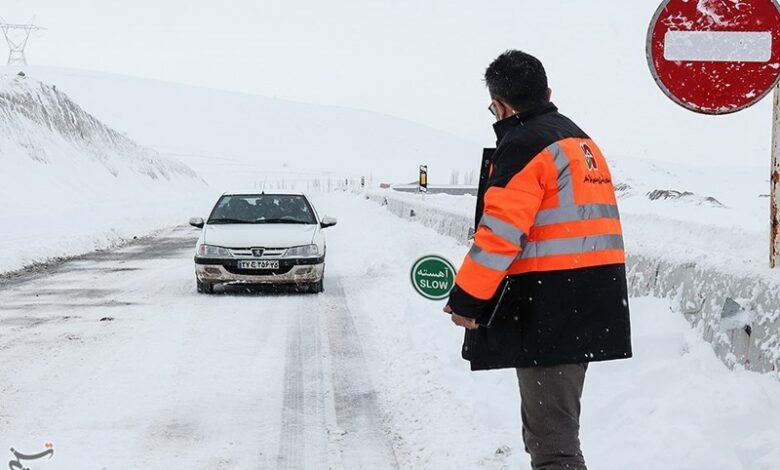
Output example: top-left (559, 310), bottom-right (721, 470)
top-left (203, 223), bottom-right (317, 248)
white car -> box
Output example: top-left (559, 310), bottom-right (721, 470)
top-left (189, 192), bottom-right (336, 294)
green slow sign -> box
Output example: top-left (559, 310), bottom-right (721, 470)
top-left (410, 255), bottom-right (457, 300)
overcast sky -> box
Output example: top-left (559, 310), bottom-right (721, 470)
top-left (1, 0), bottom-right (774, 168)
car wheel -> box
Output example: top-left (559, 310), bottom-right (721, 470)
top-left (309, 278), bottom-right (324, 294)
top-left (197, 278), bottom-right (215, 294)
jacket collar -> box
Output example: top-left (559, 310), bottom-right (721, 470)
top-left (492, 102), bottom-right (558, 141)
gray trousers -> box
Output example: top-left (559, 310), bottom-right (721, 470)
top-left (516, 363), bottom-right (588, 470)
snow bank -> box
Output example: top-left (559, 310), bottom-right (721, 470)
top-left (0, 73), bottom-right (209, 273)
top-left (367, 191), bottom-right (473, 242)
top-left (363, 189), bottom-right (780, 378)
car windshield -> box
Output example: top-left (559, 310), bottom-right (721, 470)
top-left (207, 195), bottom-right (317, 225)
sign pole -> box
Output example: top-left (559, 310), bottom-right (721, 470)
top-left (772, 82), bottom-right (780, 268)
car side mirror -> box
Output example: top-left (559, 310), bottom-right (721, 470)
top-left (189, 217), bottom-right (205, 229)
top-left (320, 216), bottom-right (338, 228)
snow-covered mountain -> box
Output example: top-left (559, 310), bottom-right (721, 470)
top-left (0, 73), bottom-right (198, 182)
top-left (5, 67), bottom-right (482, 188)
top-left (0, 72), bottom-right (208, 273)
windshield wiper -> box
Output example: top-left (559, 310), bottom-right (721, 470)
top-left (256, 218), bottom-right (313, 224)
top-left (208, 218), bottom-right (253, 224)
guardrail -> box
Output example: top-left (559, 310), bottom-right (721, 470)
top-left (363, 190), bottom-right (780, 377)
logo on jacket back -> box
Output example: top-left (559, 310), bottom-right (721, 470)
top-left (580, 142), bottom-right (598, 171)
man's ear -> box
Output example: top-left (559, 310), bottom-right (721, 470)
top-left (493, 99), bottom-right (515, 120)
top-left (547, 88), bottom-right (553, 100)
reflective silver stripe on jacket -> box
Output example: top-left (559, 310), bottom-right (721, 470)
top-left (519, 234), bottom-right (624, 260)
top-left (548, 142), bottom-right (574, 206)
top-left (534, 203), bottom-right (621, 227)
top-left (479, 214), bottom-right (528, 247)
top-left (468, 245), bottom-right (516, 271)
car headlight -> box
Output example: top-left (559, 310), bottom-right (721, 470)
top-left (197, 244), bottom-right (233, 258)
top-left (284, 244), bottom-right (320, 258)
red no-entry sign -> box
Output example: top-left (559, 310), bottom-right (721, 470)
top-left (647, 0), bottom-right (780, 114)
top-left (647, 0), bottom-right (780, 267)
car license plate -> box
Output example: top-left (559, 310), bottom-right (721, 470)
top-left (237, 260), bottom-right (280, 270)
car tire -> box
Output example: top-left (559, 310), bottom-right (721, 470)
top-left (197, 278), bottom-right (215, 295)
top-left (309, 278), bottom-right (324, 294)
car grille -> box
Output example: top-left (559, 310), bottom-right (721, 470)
top-left (228, 247), bottom-right (287, 259)
top-left (225, 265), bottom-right (295, 276)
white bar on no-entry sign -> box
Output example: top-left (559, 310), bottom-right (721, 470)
top-left (664, 31), bottom-right (772, 62)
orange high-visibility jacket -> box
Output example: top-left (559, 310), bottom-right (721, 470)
top-left (448, 103), bottom-right (632, 370)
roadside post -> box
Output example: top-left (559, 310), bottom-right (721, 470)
top-left (773, 85), bottom-right (780, 267)
top-left (419, 165), bottom-right (428, 194)
top-left (646, 0), bottom-right (780, 267)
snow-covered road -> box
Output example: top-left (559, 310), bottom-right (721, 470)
top-left (0, 224), bottom-right (399, 469)
top-left (2, 192), bottom-right (780, 470)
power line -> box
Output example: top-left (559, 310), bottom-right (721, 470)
top-left (0, 17), bottom-right (44, 66)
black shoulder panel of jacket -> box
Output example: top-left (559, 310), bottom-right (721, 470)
top-left (489, 104), bottom-right (589, 189)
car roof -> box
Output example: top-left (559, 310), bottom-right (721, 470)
top-left (221, 191), bottom-right (307, 197)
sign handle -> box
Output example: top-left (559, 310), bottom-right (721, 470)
top-left (771, 82), bottom-right (780, 268)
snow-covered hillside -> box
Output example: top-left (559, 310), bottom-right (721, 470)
top-left (0, 74), bottom-right (197, 180)
top-left (0, 73), bottom-right (208, 273)
top-left (6, 67), bottom-right (482, 187)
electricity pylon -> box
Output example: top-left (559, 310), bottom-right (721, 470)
top-left (0, 17), bottom-right (43, 66)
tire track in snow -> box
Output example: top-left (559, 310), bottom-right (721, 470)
top-left (324, 277), bottom-right (400, 469)
top-left (276, 277), bottom-right (399, 469)
top-left (276, 297), bottom-right (329, 469)
top-left (277, 307), bottom-right (306, 469)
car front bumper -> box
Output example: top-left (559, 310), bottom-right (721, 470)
top-left (194, 256), bottom-right (324, 285)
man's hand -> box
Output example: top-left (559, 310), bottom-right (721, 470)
top-left (443, 305), bottom-right (479, 330)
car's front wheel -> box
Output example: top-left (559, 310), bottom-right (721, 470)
top-left (309, 278), bottom-right (324, 294)
top-left (197, 278), bottom-right (215, 294)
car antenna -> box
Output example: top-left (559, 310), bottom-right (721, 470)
top-left (261, 176), bottom-right (268, 194)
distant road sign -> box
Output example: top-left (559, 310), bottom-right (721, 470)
top-left (647, 0), bottom-right (780, 114)
top-left (419, 165), bottom-right (428, 193)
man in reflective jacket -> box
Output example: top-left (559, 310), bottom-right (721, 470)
top-left (445, 50), bottom-right (632, 470)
